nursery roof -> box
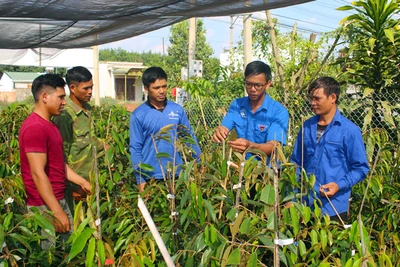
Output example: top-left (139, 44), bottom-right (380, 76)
top-left (0, 0), bottom-right (312, 49)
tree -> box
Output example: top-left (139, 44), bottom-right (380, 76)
top-left (337, 0), bottom-right (400, 134)
top-left (167, 19), bottom-right (219, 85)
top-left (338, 0), bottom-right (399, 92)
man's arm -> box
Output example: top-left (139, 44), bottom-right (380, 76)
top-left (26, 152), bottom-right (70, 233)
top-left (129, 113), bottom-right (144, 184)
top-left (227, 138), bottom-right (278, 156)
top-left (65, 164), bottom-right (92, 194)
top-left (331, 129), bottom-right (370, 194)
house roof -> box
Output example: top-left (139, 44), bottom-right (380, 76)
top-left (4, 72), bottom-right (43, 82)
top-left (0, 0), bottom-right (313, 49)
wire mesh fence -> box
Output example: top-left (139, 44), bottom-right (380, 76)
top-left (184, 88), bottom-right (400, 147)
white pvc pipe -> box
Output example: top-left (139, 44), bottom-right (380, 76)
top-left (137, 196), bottom-right (175, 267)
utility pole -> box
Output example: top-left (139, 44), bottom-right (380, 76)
top-left (93, 45), bottom-right (100, 106)
top-left (243, 14), bottom-right (252, 95)
top-left (229, 16), bottom-right (234, 67)
top-left (188, 17), bottom-right (196, 78)
top-left (243, 14), bottom-right (252, 67)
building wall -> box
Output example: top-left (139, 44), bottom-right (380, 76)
top-left (0, 91), bottom-right (16, 102)
top-left (0, 74), bottom-right (13, 92)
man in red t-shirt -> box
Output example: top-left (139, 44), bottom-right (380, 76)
top-left (19, 74), bottom-right (92, 248)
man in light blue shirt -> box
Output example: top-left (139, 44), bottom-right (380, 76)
top-left (212, 61), bottom-right (289, 158)
top-left (129, 67), bottom-right (201, 192)
top-left (290, 77), bottom-right (369, 222)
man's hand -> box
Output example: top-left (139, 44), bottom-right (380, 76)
top-left (80, 180), bottom-right (92, 195)
top-left (227, 138), bottom-right (251, 153)
top-left (212, 126), bottom-right (229, 143)
top-left (53, 210), bottom-right (70, 233)
top-left (319, 182), bottom-right (339, 197)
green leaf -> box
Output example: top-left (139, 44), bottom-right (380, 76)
top-left (98, 239), bottom-right (106, 267)
top-left (138, 163), bottom-right (154, 172)
top-left (258, 236), bottom-right (274, 247)
top-left (228, 128), bottom-right (237, 141)
top-left (194, 232), bottom-right (206, 252)
top-left (0, 225), bottom-right (4, 248)
top-left (210, 225), bottom-right (218, 243)
top-left (9, 233), bottom-right (31, 250)
top-left (310, 229), bottom-right (318, 246)
top-left (384, 28), bottom-right (395, 44)
top-left (184, 256), bottom-right (194, 267)
top-left (3, 213), bottom-right (13, 231)
top-left (240, 217), bottom-right (251, 235)
top-left (260, 184), bottom-right (275, 205)
top-left (221, 245), bottom-right (232, 267)
top-left (156, 152), bottom-right (171, 159)
top-left (66, 228), bottom-right (95, 262)
top-left (363, 108), bottom-right (373, 131)
top-left (203, 199), bottom-right (217, 222)
top-left (247, 251), bottom-right (258, 267)
top-left (298, 240), bottom-right (307, 258)
top-left (289, 206), bottom-right (299, 236)
top-left (368, 37), bottom-right (376, 51)
top-left (320, 229), bottom-right (328, 249)
top-left (33, 213), bottom-right (55, 236)
top-left (230, 211), bottom-right (245, 237)
top-left (85, 237), bottom-right (96, 267)
top-left (226, 248), bottom-right (241, 265)
top-left (363, 88), bottom-right (374, 98)
top-left (200, 247), bottom-right (213, 266)
top-left (337, 5), bottom-right (354, 11)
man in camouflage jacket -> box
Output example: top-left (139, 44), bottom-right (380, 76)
top-left (54, 66), bottom-right (105, 208)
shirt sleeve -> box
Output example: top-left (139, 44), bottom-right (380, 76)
top-left (221, 100), bottom-right (237, 131)
top-left (336, 129), bottom-right (370, 191)
top-left (267, 106), bottom-right (289, 145)
top-left (290, 127), bottom-right (303, 179)
top-left (129, 112), bottom-right (144, 183)
top-left (22, 124), bottom-right (48, 153)
top-left (53, 111), bottom-right (73, 159)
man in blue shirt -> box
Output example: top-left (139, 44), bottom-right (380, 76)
top-left (290, 77), bottom-right (369, 223)
top-left (212, 61), bottom-right (289, 158)
top-left (129, 67), bottom-right (201, 192)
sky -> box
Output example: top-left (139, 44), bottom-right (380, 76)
top-left (100, 0), bottom-right (356, 58)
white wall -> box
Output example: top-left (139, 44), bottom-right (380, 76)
top-left (0, 74), bottom-right (13, 92)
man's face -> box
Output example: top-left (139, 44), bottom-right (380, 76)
top-left (45, 87), bottom-right (66, 116)
top-left (145, 78), bottom-right (167, 104)
top-left (309, 88), bottom-right (336, 115)
top-left (244, 73), bottom-right (270, 101)
top-left (70, 79), bottom-right (93, 103)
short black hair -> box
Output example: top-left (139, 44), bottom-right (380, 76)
top-left (65, 66), bottom-right (92, 87)
top-left (31, 74), bottom-right (66, 102)
top-left (244, 61), bottom-right (272, 82)
top-left (142, 67), bottom-right (167, 88)
top-left (308, 77), bottom-right (340, 103)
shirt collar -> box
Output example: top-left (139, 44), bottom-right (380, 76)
top-left (313, 108), bottom-right (342, 126)
top-left (67, 98), bottom-right (91, 115)
top-left (331, 108), bottom-right (342, 125)
top-left (242, 93), bottom-right (269, 111)
top-left (145, 98), bottom-right (168, 110)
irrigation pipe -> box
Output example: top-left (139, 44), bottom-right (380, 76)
top-left (138, 196), bottom-right (175, 267)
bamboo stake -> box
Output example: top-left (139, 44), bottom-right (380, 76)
top-left (272, 146), bottom-right (280, 267)
top-left (93, 146), bottom-right (102, 240)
